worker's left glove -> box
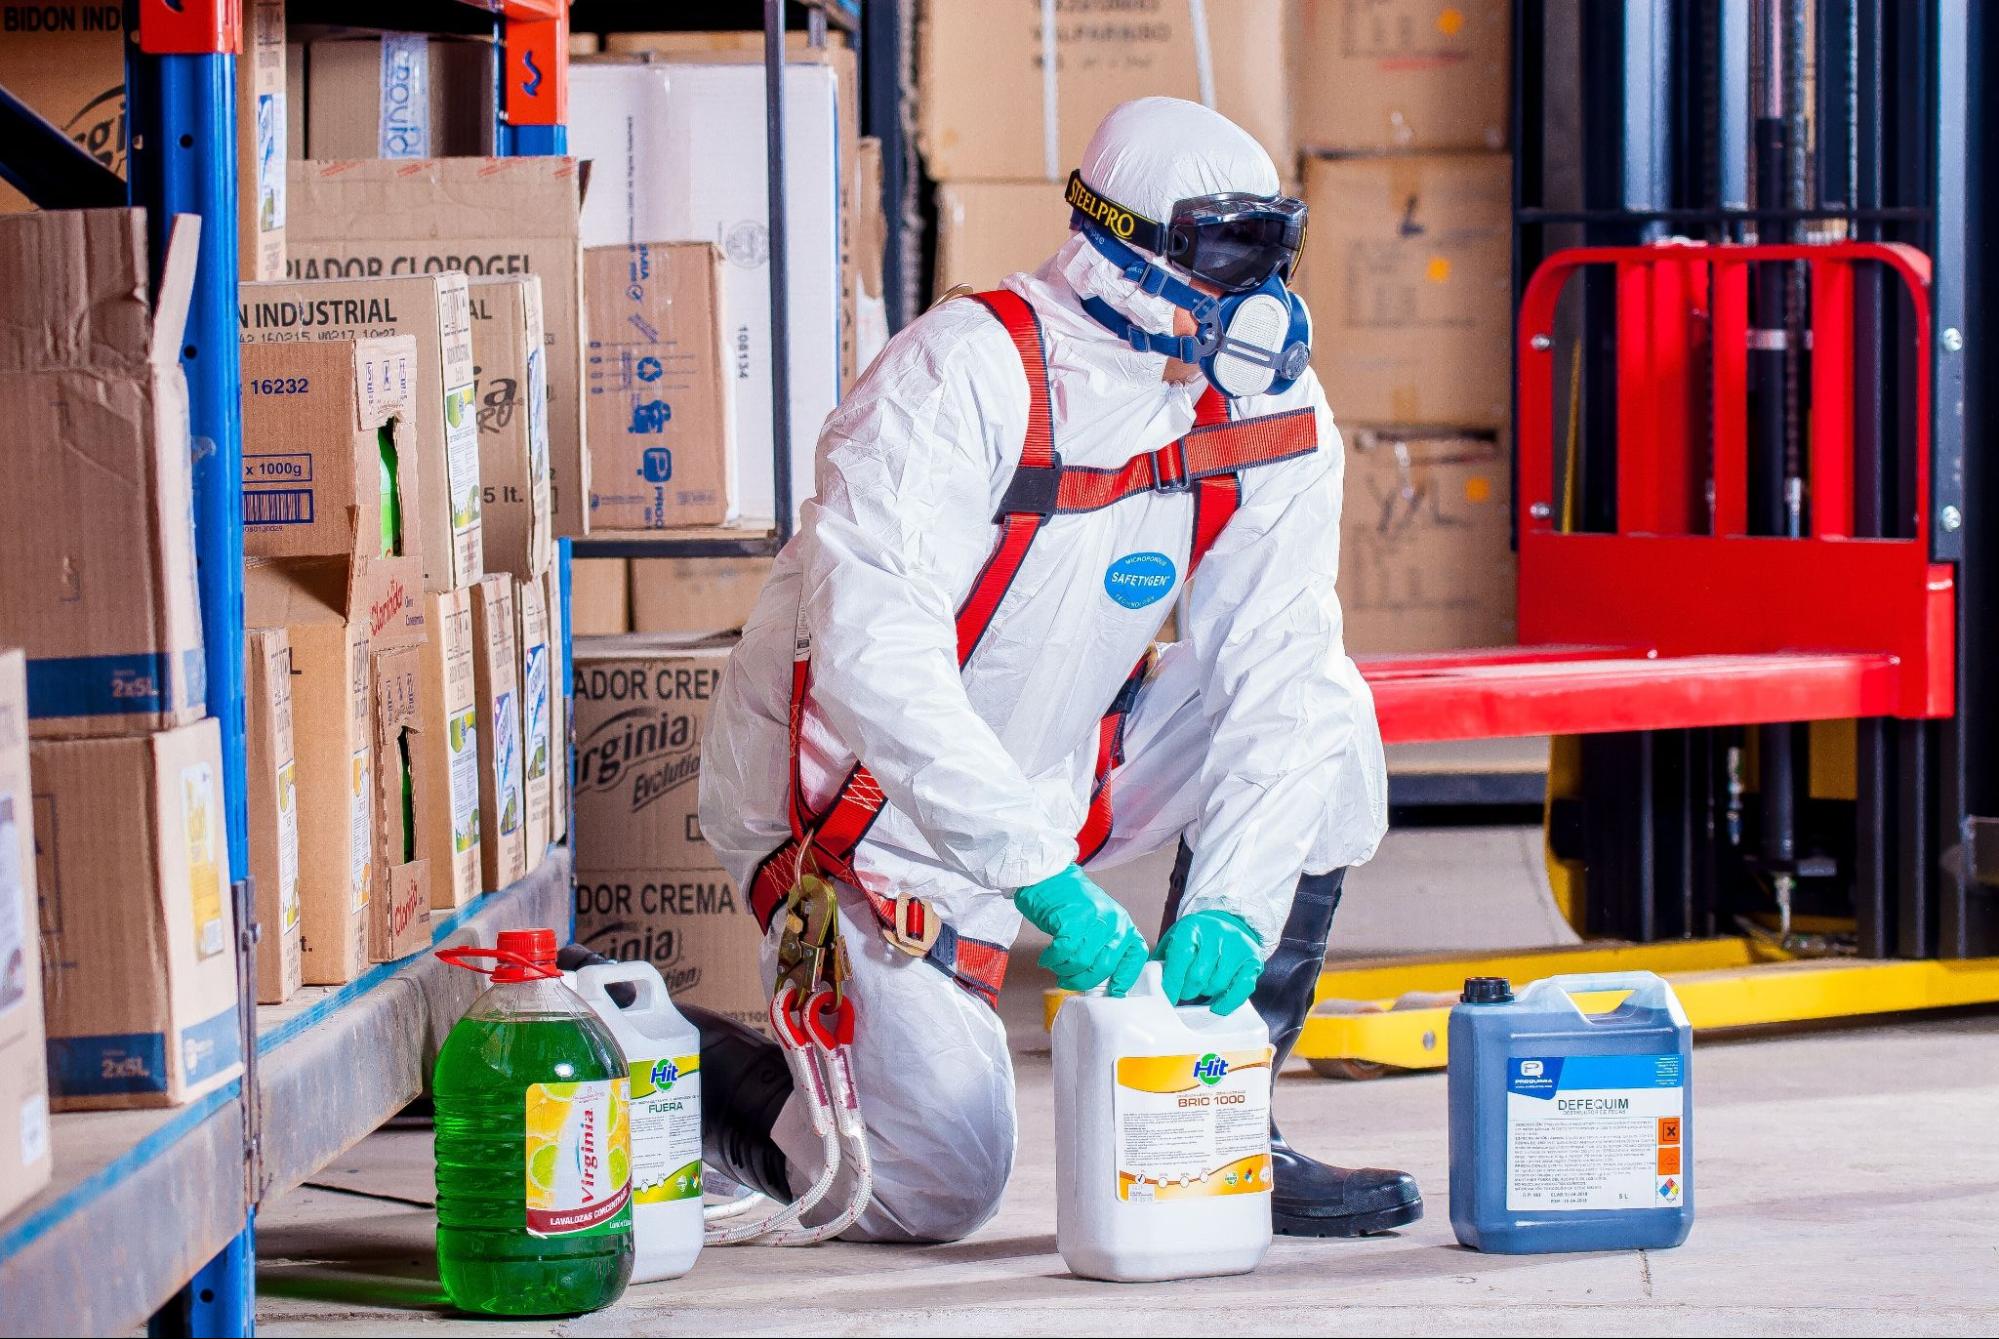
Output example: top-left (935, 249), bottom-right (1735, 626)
top-left (1015, 864), bottom-right (1150, 996)
top-left (1155, 909), bottom-right (1264, 1014)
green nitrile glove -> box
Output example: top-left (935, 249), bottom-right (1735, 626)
top-left (1155, 909), bottom-right (1264, 1014)
top-left (1014, 864), bottom-right (1149, 996)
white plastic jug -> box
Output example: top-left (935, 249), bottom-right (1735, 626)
top-left (1051, 961), bottom-right (1275, 1282)
top-left (574, 961), bottom-right (703, 1283)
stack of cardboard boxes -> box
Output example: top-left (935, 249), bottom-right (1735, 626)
top-left (1294, 0), bottom-right (1517, 653)
top-left (924, 0), bottom-right (1294, 295)
top-left (238, 191), bottom-right (572, 994)
top-left (0, 0), bottom-right (289, 285)
top-left (571, 637), bottom-right (765, 1032)
top-left (0, 210), bottom-right (243, 1132)
top-left (557, 32), bottom-right (889, 641)
top-left (919, 0), bottom-right (1518, 655)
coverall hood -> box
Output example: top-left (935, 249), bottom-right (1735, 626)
top-left (1059, 96), bottom-right (1284, 340)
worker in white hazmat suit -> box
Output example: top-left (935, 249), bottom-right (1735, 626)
top-left (689, 97), bottom-right (1410, 1242)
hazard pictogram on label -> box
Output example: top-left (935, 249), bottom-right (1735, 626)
top-left (1657, 1145), bottom-right (1682, 1175)
top-left (1657, 1116), bottom-right (1682, 1145)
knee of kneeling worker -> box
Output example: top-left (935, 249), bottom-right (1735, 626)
top-left (863, 1126), bottom-right (1014, 1243)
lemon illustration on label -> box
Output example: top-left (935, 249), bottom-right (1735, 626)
top-left (529, 1141), bottom-right (559, 1190)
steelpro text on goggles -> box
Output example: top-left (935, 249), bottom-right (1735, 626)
top-left (1065, 170), bottom-right (1313, 400)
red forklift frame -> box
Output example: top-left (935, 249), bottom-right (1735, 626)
top-left (1359, 242), bottom-right (1951, 745)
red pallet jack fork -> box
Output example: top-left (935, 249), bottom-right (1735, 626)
top-left (1356, 241), bottom-right (1951, 745)
top-left (1282, 243), bottom-right (1999, 1076)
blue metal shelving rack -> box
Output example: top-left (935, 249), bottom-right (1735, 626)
top-left (0, 4), bottom-right (577, 1335)
top-left (0, 1), bottom-right (878, 1331)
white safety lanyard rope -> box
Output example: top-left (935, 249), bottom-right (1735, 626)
top-left (702, 989), bottom-right (873, 1247)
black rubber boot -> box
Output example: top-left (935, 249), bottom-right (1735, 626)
top-left (557, 945), bottom-right (793, 1202)
top-left (1163, 844), bottom-right (1424, 1237)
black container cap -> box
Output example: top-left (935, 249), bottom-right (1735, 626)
top-left (1461, 976), bottom-right (1514, 1004)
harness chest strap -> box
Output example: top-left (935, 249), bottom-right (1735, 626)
top-left (749, 289), bottom-right (1319, 1003)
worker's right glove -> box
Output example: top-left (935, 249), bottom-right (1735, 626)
top-left (1154, 909), bottom-right (1264, 1014)
top-left (1014, 864), bottom-right (1149, 996)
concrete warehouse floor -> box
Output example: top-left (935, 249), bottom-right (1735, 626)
top-left (254, 832), bottom-right (1999, 1336)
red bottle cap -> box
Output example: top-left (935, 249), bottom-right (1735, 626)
top-left (492, 928), bottom-right (559, 983)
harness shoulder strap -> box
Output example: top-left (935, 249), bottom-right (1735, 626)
top-left (957, 290), bottom-right (1057, 662)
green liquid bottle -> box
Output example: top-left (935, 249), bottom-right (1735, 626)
top-left (434, 929), bottom-right (634, 1317)
top-left (379, 425), bottom-right (402, 557)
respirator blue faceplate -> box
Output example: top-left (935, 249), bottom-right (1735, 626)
top-left (1076, 221), bottom-right (1313, 401)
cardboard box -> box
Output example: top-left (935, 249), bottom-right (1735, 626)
top-left (244, 629), bottom-right (302, 1004)
top-left (469, 276), bottom-right (555, 577)
top-left (596, 32), bottom-right (861, 157)
top-left (242, 272), bottom-right (484, 589)
top-left (287, 40), bottom-right (307, 159)
top-left (420, 586), bottom-right (481, 908)
top-left (0, 651), bottom-right (51, 1214)
top-left (245, 555), bottom-right (424, 984)
top-left (853, 136), bottom-right (890, 373)
top-left (0, 2), bottom-right (125, 214)
top-left (574, 866), bottom-right (765, 1034)
top-left (1294, 0), bottom-right (1511, 153)
top-left (0, 2), bottom-right (284, 281)
top-left (932, 180), bottom-right (1071, 300)
top-left (1338, 428), bottom-right (1515, 653)
top-left (285, 158), bottom-right (590, 539)
top-left (238, 0), bottom-right (288, 281)
top-left (916, 0), bottom-right (1292, 182)
top-left (572, 636), bottom-right (731, 871)
top-left (34, 719), bottom-right (243, 1110)
top-left (368, 642), bottom-right (431, 960)
top-left (1300, 153), bottom-right (1513, 428)
top-left (543, 567), bottom-right (569, 844)
top-left (631, 558), bottom-right (770, 638)
top-left (590, 35), bottom-right (865, 390)
top-left (570, 63), bottom-right (841, 525)
top-left (241, 335), bottom-right (422, 565)
top-left (472, 577), bottom-right (526, 892)
top-left (516, 577), bottom-right (553, 871)
top-left (583, 244), bottom-right (735, 530)
top-left (305, 34), bottom-right (497, 159)
top-left (0, 210), bottom-right (206, 738)
top-left (571, 559), bottom-right (631, 636)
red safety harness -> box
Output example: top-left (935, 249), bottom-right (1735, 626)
top-left (748, 289), bottom-right (1318, 1007)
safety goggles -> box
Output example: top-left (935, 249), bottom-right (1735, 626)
top-left (1162, 192), bottom-right (1308, 292)
top-left (1065, 170), bottom-right (1308, 294)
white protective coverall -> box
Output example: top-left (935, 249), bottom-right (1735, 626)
top-left (699, 97), bottom-right (1388, 1242)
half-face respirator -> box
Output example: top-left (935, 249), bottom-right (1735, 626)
top-left (1065, 170), bottom-right (1312, 400)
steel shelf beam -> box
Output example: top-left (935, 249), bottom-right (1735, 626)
top-left (0, 854), bottom-right (571, 1337)
top-left (0, 1089), bottom-right (247, 1339)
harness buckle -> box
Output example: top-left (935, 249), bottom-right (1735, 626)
top-left (1149, 438), bottom-right (1192, 493)
top-left (880, 893), bottom-right (943, 956)
top-left (994, 452), bottom-right (1064, 519)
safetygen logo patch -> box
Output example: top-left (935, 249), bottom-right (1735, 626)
top-left (1104, 551), bottom-right (1177, 609)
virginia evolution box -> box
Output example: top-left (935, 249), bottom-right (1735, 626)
top-left (571, 635), bottom-right (732, 870)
